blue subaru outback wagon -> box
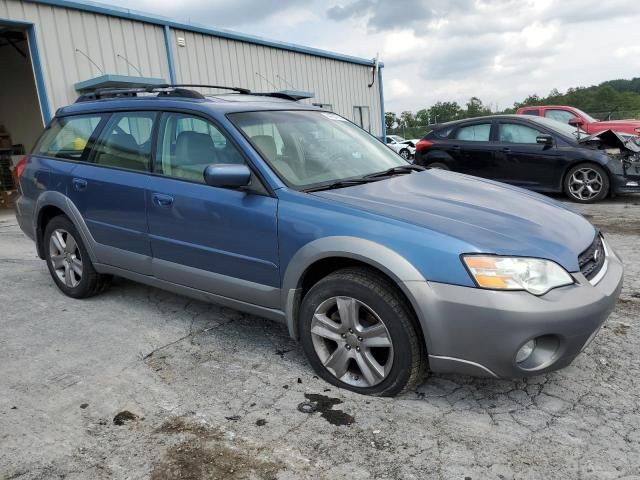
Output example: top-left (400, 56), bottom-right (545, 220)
top-left (15, 85), bottom-right (623, 396)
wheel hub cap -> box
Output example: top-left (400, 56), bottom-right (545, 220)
top-left (310, 296), bottom-right (394, 388)
top-left (569, 168), bottom-right (603, 201)
top-left (49, 228), bottom-right (83, 288)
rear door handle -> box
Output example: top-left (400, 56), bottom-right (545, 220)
top-left (152, 193), bottom-right (174, 207)
top-left (502, 147), bottom-right (511, 152)
top-left (72, 178), bottom-right (88, 191)
top-left (451, 145), bottom-right (461, 150)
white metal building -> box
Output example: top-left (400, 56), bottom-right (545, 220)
top-left (0, 0), bottom-right (385, 151)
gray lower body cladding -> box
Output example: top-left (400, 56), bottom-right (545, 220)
top-left (405, 248), bottom-right (624, 378)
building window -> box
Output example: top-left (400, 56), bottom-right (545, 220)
top-left (312, 103), bottom-right (333, 110)
top-left (353, 106), bottom-right (371, 132)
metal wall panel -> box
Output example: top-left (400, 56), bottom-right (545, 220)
top-left (171, 29), bottom-right (383, 136)
top-left (0, 1), bottom-right (382, 135)
top-left (0, 0), bottom-right (170, 111)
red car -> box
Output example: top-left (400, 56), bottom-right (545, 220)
top-left (516, 105), bottom-right (640, 136)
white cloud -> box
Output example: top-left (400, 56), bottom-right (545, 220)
top-left (104, 0), bottom-right (640, 113)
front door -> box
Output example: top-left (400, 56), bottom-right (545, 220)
top-left (145, 112), bottom-right (280, 308)
top-left (495, 121), bottom-right (563, 190)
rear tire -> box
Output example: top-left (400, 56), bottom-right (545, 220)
top-left (428, 162), bottom-right (450, 170)
top-left (44, 215), bottom-right (111, 298)
top-left (564, 163), bottom-right (609, 203)
top-left (299, 267), bottom-right (426, 396)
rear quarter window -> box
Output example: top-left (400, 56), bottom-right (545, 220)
top-left (35, 115), bottom-right (104, 161)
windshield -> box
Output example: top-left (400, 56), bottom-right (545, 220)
top-left (527, 116), bottom-right (587, 139)
top-left (572, 108), bottom-right (597, 123)
top-left (229, 110), bottom-right (407, 189)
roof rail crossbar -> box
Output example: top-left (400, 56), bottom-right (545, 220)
top-left (75, 83), bottom-right (251, 103)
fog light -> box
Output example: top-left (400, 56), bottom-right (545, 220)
top-left (515, 339), bottom-right (536, 363)
top-left (626, 181), bottom-right (639, 187)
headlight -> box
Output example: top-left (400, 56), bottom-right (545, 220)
top-left (462, 255), bottom-right (574, 295)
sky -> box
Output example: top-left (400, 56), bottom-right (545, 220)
top-left (105, 0), bottom-right (640, 113)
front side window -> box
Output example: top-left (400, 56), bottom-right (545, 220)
top-left (156, 112), bottom-right (245, 183)
top-left (498, 123), bottom-right (544, 144)
top-left (229, 110), bottom-right (406, 189)
top-left (92, 112), bottom-right (156, 171)
top-left (36, 115), bottom-right (104, 160)
top-left (545, 109), bottom-right (577, 124)
top-left (455, 123), bottom-right (491, 142)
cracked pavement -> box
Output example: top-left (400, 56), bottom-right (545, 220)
top-left (1, 197), bottom-right (639, 479)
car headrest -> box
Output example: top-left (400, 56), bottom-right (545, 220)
top-left (176, 131), bottom-right (216, 165)
top-left (251, 135), bottom-right (277, 162)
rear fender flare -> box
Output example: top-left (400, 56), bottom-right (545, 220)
top-left (34, 191), bottom-right (97, 263)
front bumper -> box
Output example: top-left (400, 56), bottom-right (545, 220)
top-left (405, 245), bottom-right (623, 378)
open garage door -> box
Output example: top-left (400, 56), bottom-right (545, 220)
top-left (0, 24), bottom-right (44, 207)
top-left (0, 25), bottom-right (43, 151)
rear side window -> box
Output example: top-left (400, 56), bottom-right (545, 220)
top-left (455, 124), bottom-right (491, 141)
top-left (522, 109), bottom-right (540, 116)
top-left (35, 115), bottom-right (103, 160)
top-left (92, 112), bottom-right (156, 172)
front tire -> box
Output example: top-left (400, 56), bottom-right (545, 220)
top-left (564, 163), bottom-right (609, 203)
top-left (399, 149), bottom-right (410, 160)
top-left (44, 215), bottom-right (111, 298)
top-left (299, 267), bottom-right (426, 396)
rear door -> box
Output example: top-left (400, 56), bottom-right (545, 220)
top-left (448, 121), bottom-right (499, 179)
top-left (67, 111), bottom-right (156, 274)
top-left (145, 111), bottom-right (280, 307)
top-left (495, 120), bottom-right (563, 190)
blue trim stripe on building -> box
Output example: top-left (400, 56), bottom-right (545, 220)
top-left (26, 0), bottom-right (384, 68)
top-left (163, 25), bottom-right (177, 84)
top-left (27, 25), bottom-right (51, 122)
top-left (378, 65), bottom-right (386, 138)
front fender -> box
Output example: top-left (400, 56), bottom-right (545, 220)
top-left (281, 236), bottom-right (428, 340)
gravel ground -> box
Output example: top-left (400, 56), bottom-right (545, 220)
top-left (1, 196), bottom-right (639, 480)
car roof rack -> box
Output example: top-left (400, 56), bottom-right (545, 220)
top-left (75, 84), bottom-right (251, 103)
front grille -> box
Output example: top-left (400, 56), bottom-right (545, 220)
top-left (578, 234), bottom-right (606, 280)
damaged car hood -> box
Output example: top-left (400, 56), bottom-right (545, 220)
top-left (579, 129), bottom-right (640, 154)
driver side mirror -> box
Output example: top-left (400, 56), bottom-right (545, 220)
top-left (568, 117), bottom-right (584, 127)
top-left (536, 135), bottom-right (554, 146)
top-left (203, 164), bottom-right (251, 189)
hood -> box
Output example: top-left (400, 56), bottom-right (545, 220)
top-left (580, 129), bottom-right (640, 153)
top-left (313, 170), bottom-right (596, 272)
top-left (595, 119), bottom-right (640, 127)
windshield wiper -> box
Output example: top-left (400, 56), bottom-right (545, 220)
top-left (304, 178), bottom-right (380, 192)
top-left (362, 164), bottom-right (426, 179)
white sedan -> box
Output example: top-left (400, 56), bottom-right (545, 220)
top-left (385, 135), bottom-right (416, 159)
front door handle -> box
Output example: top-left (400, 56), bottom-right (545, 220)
top-left (502, 147), bottom-right (511, 153)
top-left (72, 178), bottom-right (88, 191)
top-left (152, 193), bottom-right (174, 207)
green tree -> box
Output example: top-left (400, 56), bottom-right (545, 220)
top-left (385, 112), bottom-right (398, 130)
top-left (465, 97), bottom-right (491, 117)
top-left (428, 101), bottom-right (462, 124)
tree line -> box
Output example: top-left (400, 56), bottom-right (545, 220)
top-left (386, 77), bottom-right (640, 138)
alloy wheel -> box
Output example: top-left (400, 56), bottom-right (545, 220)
top-left (49, 229), bottom-right (83, 288)
top-left (310, 296), bottom-right (394, 387)
top-left (569, 167), bottom-right (603, 201)
top-left (400, 150), bottom-right (409, 159)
